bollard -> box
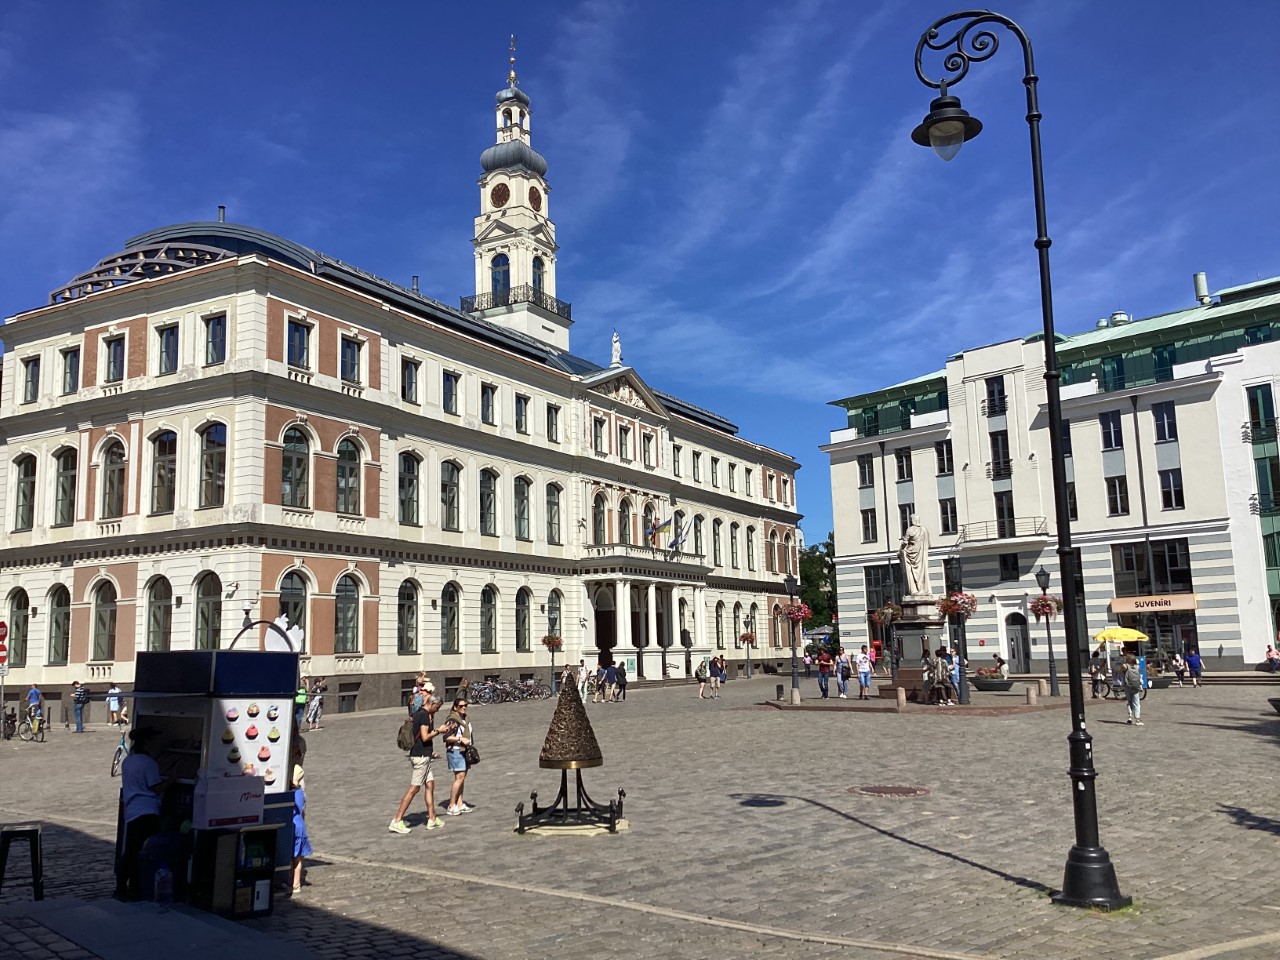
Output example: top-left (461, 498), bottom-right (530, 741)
top-left (776, 684), bottom-right (785, 701)
top-left (1038, 679), bottom-right (1049, 697)
top-left (896, 687), bottom-right (908, 712)
top-left (1025, 686), bottom-right (1038, 706)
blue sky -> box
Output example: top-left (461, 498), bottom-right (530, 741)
top-left (2, 1), bottom-right (1278, 544)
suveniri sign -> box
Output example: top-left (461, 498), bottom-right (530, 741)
top-left (1109, 594), bottom-right (1198, 613)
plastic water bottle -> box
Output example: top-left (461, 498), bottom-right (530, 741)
top-left (153, 863), bottom-right (173, 906)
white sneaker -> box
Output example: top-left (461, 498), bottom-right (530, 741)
top-left (839, 693), bottom-right (847, 699)
top-left (388, 819), bottom-right (411, 834)
top-left (459, 803), bottom-right (475, 813)
top-left (445, 807), bottom-right (463, 816)
top-left (1134, 720), bottom-right (1144, 726)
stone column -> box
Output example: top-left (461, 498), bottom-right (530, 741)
top-left (694, 586), bottom-right (707, 648)
top-left (613, 579), bottom-right (627, 661)
top-left (646, 582), bottom-right (658, 680)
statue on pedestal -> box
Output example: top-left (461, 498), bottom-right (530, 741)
top-left (899, 513), bottom-right (932, 598)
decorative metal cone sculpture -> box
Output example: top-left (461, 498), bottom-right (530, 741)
top-left (539, 677), bottom-right (603, 769)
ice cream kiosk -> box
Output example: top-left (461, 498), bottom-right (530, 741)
top-left (122, 648), bottom-right (299, 918)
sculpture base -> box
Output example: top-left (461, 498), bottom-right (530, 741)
top-left (516, 769), bottom-right (625, 834)
top-left (879, 666), bottom-right (925, 701)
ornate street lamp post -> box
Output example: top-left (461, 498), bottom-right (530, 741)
top-left (1035, 565), bottom-right (1061, 697)
top-left (784, 573), bottom-right (800, 704)
top-left (912, 10), bottom-right (1129, 910)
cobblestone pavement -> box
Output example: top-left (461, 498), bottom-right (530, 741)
top-left (3, 677), bottom-right (1280, 960)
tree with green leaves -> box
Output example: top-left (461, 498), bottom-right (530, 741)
top-left (798, 531), bottom-right (837, 629)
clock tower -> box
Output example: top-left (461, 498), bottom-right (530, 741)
top-left (462, 38), bottom-right (571, 351)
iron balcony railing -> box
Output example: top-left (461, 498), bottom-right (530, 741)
top-left (987, 458), bottom-right (1013, 480)
top-left (982, 395), bottom-right (1008, 416)
top-left (461, 284), bottom-right (572, 321)
top-left (582, 542), bottom-right (706, 562)
top-left (1244, 418), bottom-right (1278, 443)
top-left (957, 516), bottom-right (1048, 542)
top-left (1250, 494), bottom-right (1280, 517)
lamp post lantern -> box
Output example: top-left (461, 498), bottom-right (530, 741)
top-left (1035, 565), bottom-right (1061, 697)
top-left (784, 573), bottom-right (800, 704)
top-left (913, 10), bottom-right (1129, 910)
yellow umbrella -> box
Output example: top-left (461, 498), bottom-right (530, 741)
top-left (1094, 626), bottom-right (1148, 643)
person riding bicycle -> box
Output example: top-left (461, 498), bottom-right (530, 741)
top-left (26, 684), bottom-right (45, 723)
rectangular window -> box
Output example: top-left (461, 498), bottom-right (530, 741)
top-left (618, 425), bottom-right (631, 460)
top-left (767, 474), bottom-right (775, 499)
top-left (442, 371), bottom-right (459, 415)
top-left (861, 509), bottom-right (878, 543)
top-left (1113, 538), bottom-right (1193, 596)
top-left (1100, 411), bottom-right (1124, 450)
top-left (939, 497), bottom-right (957, 535)
top-left (989, 430), bottom-right (1011, 478)
top-left (898, 502), bottom-right (914, 535)
top-left (1153, 401), bottom-right (1178, 442)
top-left (105, 336), bottom-right (125, 383)
top-left (1067, 482), bottom-right (1078, 521)
top-left (593, 417), bottom-right (605, 454)
top-left (286, 320), bottom-right (310, 368)
top-left (994, 489), bottom-right (1016, 537)
top-left (62, 348), bottom-right (81, 395)
top-left (672, 444), bottom-right (682, 476)
top-left (744, 467), bottom-right (752, 495)
top-left (340, 337), bottom-right (361, 383)
top-left (894, 448), bottom-right (912, 482)
top-left (481, 383), bottom-right (496, 424)
top-left (998, 553), bottom-right (1020, 582)
top-left (401, 358), bottom-right (420, 403)
top-left (1248, 384), bottom-right (1276, 432)
top-left (1246, 323), bottom-right (1274, 345)
top-left (1106, 475), bottom-right (1130, 516)
top-left (1101, 355), bottom-right (1125, 391)
top-left (728, 463), bottom-right (736, 492)
top-left (1061, 419), bottom-right (1073, 457)
top-left (781, 477), bottom-right (790, 503)
top-left (935, 440), bottom-right (953, 476)
top-left (858, 454), bottom-right (875, 488)
top-left (692, 452), bottom-right (702, 481)
top-left (985, 376), bottom-right (1007, 415)
top-left (22, 358), bottom-right (39, 403)
top-left (711, 457), bottom-right (720, 487)
top-left (546, 404), bottom-right (560, 442)
top-left (158, 325), bottom-right (179, 375)
top-left (204, 314), bottom-right (226, 365)
top-left (643, 434), bottom-right (654, 468)
top-left (515, 394), bottom-right (530, 433)
top-left (1160, 468), bottom-right (1185, 510)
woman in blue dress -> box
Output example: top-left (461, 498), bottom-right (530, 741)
top-left (291, 764), bottom-right (313, 894)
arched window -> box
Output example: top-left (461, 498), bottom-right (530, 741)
top-left (773, 604), bottom-right (783, 647)
top-left (441, 584), bottom-right (460, 653)
top-left (692, 516), bottom-right (704, 557)
top-left (716, 601), bottom-right (725, 650)
top-left (13, 455), bottom-right (35, 531)
top-left (516, 588), bottom-right (532, 651)
top-left (334, 575), bottom-right (359, 653)
top-left (532, 256), bottom-right (545, 291)
top-left (93, 581), bottom-right (118, 661)
top-left (279, 571), bottom-right (308, 640)
top-left (730, 522), bottom-right (741, 568)
top-left (336, 439), bottom-right (361, 515)
top-left (746, 526), bottom-right (757, 571)
top-left (751, 603), bottom-right (761, 648)
top-left (733, 602), bottom-right (743, 644)
top-left (712, 519), bottom-right (723, 566)
top-left (199, 424), bottom-right (227, 508)
top-left (480, 468), bottom-right (498, 535)
top-left (768, 531), bottom-right (778, 572)
top-left (480, 585), bottom-right (497, 653)
top-left (151, 431), bottom-right (178, 514)
top-left (102, 441), bottom-right (126, 519)
top-left (502, 109), bottom-right (512, 127)
top-left (783, 534), bottom-right (794, 575)
top-left (643, 503), bottom-right (656, 544)
top-left (8, 589), bottom-right (28, 667)
top-left (54, 449), bottom-right (77, 526)
top-left (195, 573), bottom-right (222, 651)
top-left (546, 484), bottom-right (562, 544)
top-left (48, 585), bottom-right (70, 665)
top-left (397, 581), bottom-right (419, 655)
top-left (147, 577), bottom-right (172, 652)
top-left (514, 476), bottom-right (531, 540)
top-left (441, 461), bottom-right (461, 531)
top-left (491, 253), bottom-right (510, 294)
top-left (547, 589), bottom-right (563, 637)
top-left (618, 498), bottom-right (632, 545)
top-left (398, 452), bottom-right (420, 524)
top-left (592, 493), bottom-right (607, 545)
top-left (282, 428), bottom-right (309, 508)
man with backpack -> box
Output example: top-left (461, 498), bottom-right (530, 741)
top-left (389, 695), bottom-right (445, 834)
top-left (1121, 654), bottom-right (1144, 725)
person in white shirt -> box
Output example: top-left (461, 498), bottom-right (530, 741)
top-left (855, 646), bottom-right (873, 700)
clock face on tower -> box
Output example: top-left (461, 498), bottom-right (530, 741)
top-left (490, 183), bottom-right (510, 208)
top-left (529, 185), bottom-right (543, 212)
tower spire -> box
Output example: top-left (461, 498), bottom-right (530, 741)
top-left (508, 34), bottom-right (518, 87)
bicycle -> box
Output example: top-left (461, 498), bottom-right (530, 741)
top-left (17, 706), bottom-right (47, 743)
top-left (1101, 677), bottom-right (1147, 701)
top-left (111, 726), bottom-right (130, 777)
top-left (2, 708), bottom-right (16, 741)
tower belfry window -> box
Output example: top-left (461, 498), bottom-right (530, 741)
top-left (532, 257), bottom-right (544, 292)
top-left (491, 253), bottom-right (510, 294)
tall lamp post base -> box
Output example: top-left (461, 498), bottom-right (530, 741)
top-left (1053, 848), bottom-right (1132, 910)
top-left (789, 688), bottom-right (801, 705)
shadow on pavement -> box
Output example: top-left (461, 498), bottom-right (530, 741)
top-left (729, 792), bottom-right (1055, 896)
top-left (0, 821), bottom-right (477, 960)
top-left (1217, 804), bottom-right (1280, 836)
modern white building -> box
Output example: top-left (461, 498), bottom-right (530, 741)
top-left (0, 61), bottom-right (801, 713)
top-left (823, 272), bottom-right (1280, 672)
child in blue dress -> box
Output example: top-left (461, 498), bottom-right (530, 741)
top-left (291, 764), bottom-right (313, 894)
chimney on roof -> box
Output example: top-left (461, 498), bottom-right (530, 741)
top-left (1193, 271), bottom-right (1211, 305)
top-left (411, 275), bottom-right (420, 294)
top-left (218, 205), bottom-right (226, 223)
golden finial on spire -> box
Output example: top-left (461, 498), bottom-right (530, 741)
top-left (508, 34), bottom-right (518, 87)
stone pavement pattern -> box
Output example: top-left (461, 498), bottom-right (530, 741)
top-left (3, 677), bottom-right (1279, 959)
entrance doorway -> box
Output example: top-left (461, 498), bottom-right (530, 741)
top-left (1006, 612), bottom-right (1031, 673)
top-left (591, 587), bottom-right (616, 664)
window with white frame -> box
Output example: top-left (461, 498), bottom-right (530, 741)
top-left (547, 404), bottom-right (560, 443)
top-left (157, 325), bottom-right (179, 375)
top-left (515, 395), bottom-right (530, 434)
top-left (340, 337), bottom-right (362, 383)
top-left (442, 371), bottom-right (460, 415)
top-left (401, 358), bottom-right (420, 403)
top-left (481, 383), bottom-right (497, 424)
top-left (22, 357), bottom-right (39, 403)
top-left (286, 319), bottom-right (310, 369)
top-left (204, 313), bottom-right (226, 365)
top-left (62, 348), bottom-right (80, 395)
top-left (104, 336), bottom-right (125, 383)
top-left (618, 424), bottom-right (631, 461)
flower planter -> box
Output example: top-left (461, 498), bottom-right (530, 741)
top-left (969, 677), bottom-right (1016, 692)
top-left (1149, 676), bottom-right (1174, 690)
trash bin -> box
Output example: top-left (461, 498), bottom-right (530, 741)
top-left (776, 684), bottom-right (785, 701)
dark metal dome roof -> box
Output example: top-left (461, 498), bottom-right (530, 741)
top-left (479, 139), bottom-right (547, 176)
top-left (495, 84), bottom-right (530, 107)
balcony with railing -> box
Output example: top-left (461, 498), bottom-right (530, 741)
top-left (461, 285), bottom-right (572, 322)
top-left (581, 541), bottom-right (706, 565)
top-left (981, 395), bottom-right (1008, 416)
top-left (1250, 494), bottom-right (1280, 517)
top-left (1245, 418), bottom-right (1278, 443)
top-left (958, 516), bottom-right (1049, 542)
top-left (987, 458), bottom-right (1013, 480)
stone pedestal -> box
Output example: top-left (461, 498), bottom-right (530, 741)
top-left (884, 596), bottom-right (945, 702)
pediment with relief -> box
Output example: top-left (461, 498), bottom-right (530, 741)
top-left (584, 369), bottom-right (669, 419)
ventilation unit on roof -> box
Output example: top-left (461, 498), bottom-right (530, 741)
top-left (1110, 311), bottom-right (1130, 325)
top-left (1095, 318), bottom-right (1109, 329)
top-left (1194, 271), bottom-right (1211, 305)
